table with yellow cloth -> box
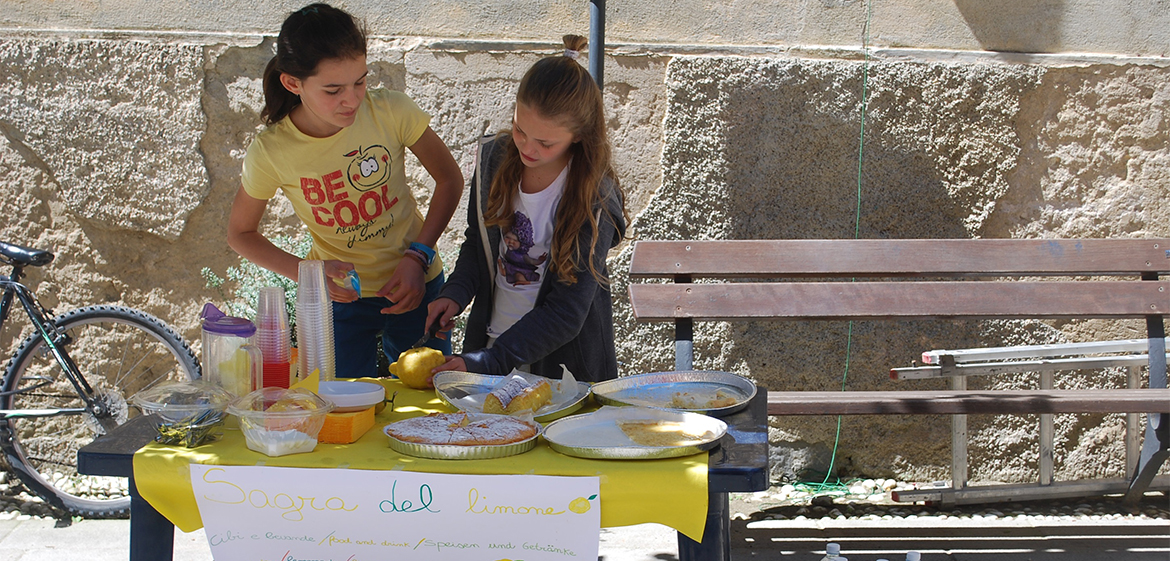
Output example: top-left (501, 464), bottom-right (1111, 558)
top-left (132, 379), bottom-right (710, 541)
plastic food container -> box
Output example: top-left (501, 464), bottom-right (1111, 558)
top-left (227, 387), bottom-right (334, 456)
top-left (131, 380), bottom-right (236, 448)
top-left (317, 381), bottom-right (385, 413)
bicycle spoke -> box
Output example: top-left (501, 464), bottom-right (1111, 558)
top-left (2, 305), bottom-right (198, 516)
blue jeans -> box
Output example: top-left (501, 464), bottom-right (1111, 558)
top-left (330, 273), bottom-right (451, 379)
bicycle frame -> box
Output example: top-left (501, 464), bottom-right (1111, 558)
top-left (0, 265), bottom-right (111, 426)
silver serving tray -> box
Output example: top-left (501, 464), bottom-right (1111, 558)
top-left (542, 407), bottom-right (727, 460)
top-left (433, 372), bottom-right (591, 422)
top-left (590, 371), bottom-right (757, 416)
top-left (382, 417), bottom-right (542, 460)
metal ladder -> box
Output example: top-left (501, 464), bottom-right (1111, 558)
top-left (891, 338), bottom-right (1169, 506)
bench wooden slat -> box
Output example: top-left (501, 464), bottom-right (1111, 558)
top-left (766, 389), bottom-right (1170, 415)
top-left (629, 281), bottom-right (1170, 321)
top-left (628, 238), bottom-right (1170, 505)
top-left (629, 239), bottom-right (1170, 278)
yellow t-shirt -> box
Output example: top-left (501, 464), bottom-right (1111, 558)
top-left (241, 89), bottom-right (442, 296)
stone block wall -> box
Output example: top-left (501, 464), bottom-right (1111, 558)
top-left (1, 0), bottom-right (1168, 486)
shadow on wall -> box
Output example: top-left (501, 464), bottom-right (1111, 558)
top-left (721, 69), bottom-right (972, 242)
top-left (716, 60), bottom-right (978, 480)
top-left (954, 0), bottom-right (1065, 53)
top-left (630, 56), bottom-right (1081, 482)
top-left (718, 60), bottom-right (978, 397)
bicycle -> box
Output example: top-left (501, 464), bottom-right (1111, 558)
top-left (0, 240), bottom-right (201, 517)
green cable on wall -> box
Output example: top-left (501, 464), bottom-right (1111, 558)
top-left (804, 0), bottom-right (874, 495)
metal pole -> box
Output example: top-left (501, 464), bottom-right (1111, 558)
top-left (589, 0), bottom-right (605, 88)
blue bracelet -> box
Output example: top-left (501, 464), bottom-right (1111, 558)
top-left (408, 242), bottom-right (436, 266)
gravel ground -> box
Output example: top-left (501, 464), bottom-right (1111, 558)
top-left (730, 478), bottom-right (1170, 523)
top-left (1, 466), bottom-right (1165, 527)
top-left (0, 470), bottom-right (63, 521)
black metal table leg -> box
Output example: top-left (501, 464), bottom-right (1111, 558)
top-left (129, 474), bottom-right (175, 561)
top-left (678, 489), bottom-right (731, 561)
top-left (78, 416), bottom-right (175, 560)
top-left (678, 388), bottom-right (770, 561)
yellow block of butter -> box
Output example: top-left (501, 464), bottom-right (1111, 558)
top-left (318, 406), bottom-right (375, 444)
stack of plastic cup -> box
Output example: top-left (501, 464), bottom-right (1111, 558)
top-left (256, 286), bottom-right (292, 388)
top-left (295, 260), bottom-right (336, 382)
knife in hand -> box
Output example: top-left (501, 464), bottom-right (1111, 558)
top-left (410, 319), bottom-right (442, 349)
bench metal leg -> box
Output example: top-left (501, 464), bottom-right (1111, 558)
top-left (1125, 413), bottom-right (1169, 504)
top-left (678, 489), bottom-right (730, 561)
top-left (129, 475), bottom-right (174, 561)
top-left (675, 317), bottom-right (693, 371)
top-left (1126, 316), bottom-right (1170, 504)
top-left (673, 275), bottom-right (694, 372)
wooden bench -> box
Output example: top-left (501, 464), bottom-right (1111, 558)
top-left (627, 238), bottom-right (1170, 506)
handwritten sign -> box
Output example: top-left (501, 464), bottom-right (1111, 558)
top-left (191, 464), bottom-right (601, 561)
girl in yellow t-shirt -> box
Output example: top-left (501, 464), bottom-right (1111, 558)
top-left (228, 3), bottom-right (462, 378)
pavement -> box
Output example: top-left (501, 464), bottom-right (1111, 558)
top-left (0, 507), bottom-right (1166, 561)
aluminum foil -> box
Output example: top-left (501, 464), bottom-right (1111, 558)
top-left (590, 371), bottom-right (757, 416)
top-left (542, 407), bottom-right (727, 460)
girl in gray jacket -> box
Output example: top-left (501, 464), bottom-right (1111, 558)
top-left (425, 34), bottom-right (627, 383)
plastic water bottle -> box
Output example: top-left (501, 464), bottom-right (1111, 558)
top-left (819, 543), bottom-right (841, 561)
top-left (906, 553), bottom-right (922, 561)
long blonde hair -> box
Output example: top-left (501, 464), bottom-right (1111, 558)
top-left (484, 35), bottom-right (625, 285)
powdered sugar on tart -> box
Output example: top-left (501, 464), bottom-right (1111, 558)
top-left (385, 412), bottom-right (538, 446)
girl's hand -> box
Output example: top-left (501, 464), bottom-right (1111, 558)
top-left (378, 257), bottom-right (426, 314)
top-left (426, 297), bottom-right (462, 341)
top-left (432, 355), bottom-right (466, 373)
top-left (323, 260), bottom-right (359, 303)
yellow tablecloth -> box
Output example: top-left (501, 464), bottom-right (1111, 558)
top-left (133, 380), bottom-right (710, 540)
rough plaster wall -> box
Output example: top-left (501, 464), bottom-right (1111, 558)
top-left (612, 54), bottom-right (1170, 484)
top-left (405, 45), bottom-right (666, 283)
top-left (5, 1), bottom-right (1170, 56)
top-left (0, 38), bottom-right (211, 359)
top-left (997, 65), bottom-right (1170, 239)
top-left (0, 39), bottom-right (206, 240)
top-left (0, 29), bottom-right (1166, 487)
top-left (403, 47), bottom-right (535, 269)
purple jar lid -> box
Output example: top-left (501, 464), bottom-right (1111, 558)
top-left (200, 303), bottom-right (256, 337)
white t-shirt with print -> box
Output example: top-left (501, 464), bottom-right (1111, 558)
top-left (486, 164), bottom-right (569, 338)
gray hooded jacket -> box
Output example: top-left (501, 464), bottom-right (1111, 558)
top-left (437, 134), bottom-right (626, 382)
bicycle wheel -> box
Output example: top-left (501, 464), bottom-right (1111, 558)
top-left (0, 305), bottom-right (200, 517)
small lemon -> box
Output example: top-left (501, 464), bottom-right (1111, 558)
top-left (389, 347), bottom-right (445, 389)
top-left (568, 495), bottom-right (595, 514)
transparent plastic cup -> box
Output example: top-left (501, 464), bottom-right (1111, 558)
top-left (296, 260), bottom-right (328, 298)
top-left (256, 287), bottom-right (291, 364)
top-left (262, 361), bottom-right (292, 389)
top-left (296, 260), bottom-right (336, 382)
top-left (257, 286), bottom-right (288, 321)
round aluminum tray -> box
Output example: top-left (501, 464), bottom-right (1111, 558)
top-left (382, 416), bottom-right (542, 460)
top-left (433, 372), bottom-right (591, 422)
top-left (590, 371), bottom-right (757, 416)
top-left (542, 408), bottom-right (727, 460)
